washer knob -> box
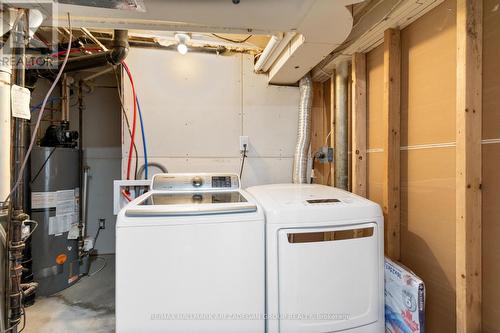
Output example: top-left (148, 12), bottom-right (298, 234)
top-left (192, 176), bottom-right (203, 187)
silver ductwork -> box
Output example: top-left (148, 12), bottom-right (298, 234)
top-left (292, 74), bottom-right (313, 184)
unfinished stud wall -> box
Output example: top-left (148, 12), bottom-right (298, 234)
top-left (311, 80), bottom-right (333, 185)
top-left (122, 49), bottom-right (300, 188)
top-left (482, 0), bottom-right (500, 331)
top-left (399, 1), bottom-right (457, 331)
top-left (366, 44), bottom-right (384, 206)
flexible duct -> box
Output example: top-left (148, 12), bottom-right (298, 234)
top-left (292, 74), bottom-right (313, 184)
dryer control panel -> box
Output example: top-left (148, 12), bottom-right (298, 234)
top-left (151, 173), bottom-right (240, 191)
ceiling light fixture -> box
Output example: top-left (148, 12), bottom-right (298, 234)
top-left (175, 33), bottom-right (191, 55)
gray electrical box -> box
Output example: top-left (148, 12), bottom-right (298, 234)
top-left (316, 146), bottom-right (334, 163)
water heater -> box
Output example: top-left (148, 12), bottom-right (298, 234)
top-left (30, 147), bottom-right (81, 295)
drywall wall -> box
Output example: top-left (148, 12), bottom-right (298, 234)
top-left (482, 0), bottom-right (500, 331)
top-left (399, 1), bottom-right (457, 331)
top-left (122, 48), bottom-right (300, 188)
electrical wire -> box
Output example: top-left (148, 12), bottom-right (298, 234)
top-left (88, 256), bottom-right (107, 277)
top-left (121, 62), bottom-right (137, 181)
top-left (4, 13), bottom-right (72, 204)
top-left (30, 96), bottom-right (60, 112)
top-left (239, 144), bottom-right (247, 179)
top-left (211, 33), bottom-right (252, 43)
top-left (30, 147), bottom-right (56, 184)
top-left (113, 66), bottom-right (139, 180)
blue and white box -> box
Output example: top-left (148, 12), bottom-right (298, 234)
top-left (385, 257), bottom-right (425, 333)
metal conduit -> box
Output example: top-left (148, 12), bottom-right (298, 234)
top-left (335, 61), bottom-right (349, 190)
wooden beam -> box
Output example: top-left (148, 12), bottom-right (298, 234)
top-left (382, 28), bottom-right (401, 260)
top-left (329, 75), bottom-right (335, 186)
top-left (351, 52), bottom-right (367, 197)
top-left (456, 0), bottom-right (482, 332)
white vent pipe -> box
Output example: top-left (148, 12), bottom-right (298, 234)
top-left (254, 32), bottom-right (295, 73)
top-left (292, 74), bottom-right (313, 184)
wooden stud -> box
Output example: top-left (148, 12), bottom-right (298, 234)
top-left (456, 0), bottom-right (482, 332)
top-left (329, 74), bottom-right (335, 186)
top-left (351, 53), bottom-right (367, 197)
top-left (382, 28), bottom-right (401, 260)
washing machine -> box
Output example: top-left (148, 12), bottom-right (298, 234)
top-left (247, 184), bottom-right (385, 333)
top-left (116, 173), bottom-right (265, 333)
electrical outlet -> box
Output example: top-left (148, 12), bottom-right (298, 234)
top-left (239, 136), bottom-right (249, 151)
top-left (99, 218), bottom-right (106, 230)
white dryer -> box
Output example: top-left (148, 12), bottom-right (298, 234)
top-left (247, 184), bottom-right (384, 333)
top-left (116, 173), bottom-right (265, 333)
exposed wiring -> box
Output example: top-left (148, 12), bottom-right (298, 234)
top-left (30, 96), bottom-right (60, 112)
top-left (88, 256), bottom-right (107, 277)
top-left (211, 33), bottom-right (252, 44)
top-left (324, 128), bottom-right (334, 146)
top-left (113, 66), bottom-right (139, 180)
top-left (4, 13), bottom-right (72, 204)
top-left (121, 62), bottom-right (138, 181)
top-left (30, 147), bottom-right (56, 184)
top-left (239, 144), bottom-right (247, 179)
top-left (310, 155), bottom-right (316, 184)
top-left (49, 47), bottom-right (102, 58)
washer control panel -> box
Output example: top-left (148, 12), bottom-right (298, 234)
top-left (152, 173), bottom-right (240, 191)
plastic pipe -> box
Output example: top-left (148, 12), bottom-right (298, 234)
top-left (0, 68), bottom-right (11, 200)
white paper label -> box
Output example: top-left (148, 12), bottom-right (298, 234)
top-left (11, 85), bottom-right (31, 120)
top-left (31, 191), bottom-right (57, 209)
top-left (67, 224), bottom-right (80, 240)
top-left (49, 213), bottom-right (78, 235)
top-left (56, 189), bottom-right (76, 216)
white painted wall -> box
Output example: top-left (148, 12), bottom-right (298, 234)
top-left (122, 48), bottom-right (300, 187)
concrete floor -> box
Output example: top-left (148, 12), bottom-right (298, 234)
top-left (23, 255), bottom-right (115, 333)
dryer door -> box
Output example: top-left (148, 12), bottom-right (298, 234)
top-left (277, 222), bottom-right (380, 333)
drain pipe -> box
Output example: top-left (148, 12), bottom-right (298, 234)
top-left (335, 61), bottom-right (349, 190)
top-left (292, 74), bottom-right (313, 184)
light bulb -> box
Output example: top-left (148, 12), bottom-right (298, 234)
top-left (177, 43), bottom-right (188, 55)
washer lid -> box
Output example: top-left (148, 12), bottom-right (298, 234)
top-left (124, 190), bottom-right (258, 217)
top-left (246, 184), bottom-right (382, 224)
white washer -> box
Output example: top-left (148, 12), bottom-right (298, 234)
top-left (247, 184), bottom-right (385, 333)
top-left (116, 173), bottom-right (265, 333)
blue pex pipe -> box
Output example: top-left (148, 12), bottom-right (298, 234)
top-left (136, 96), bottom-right (148, 179)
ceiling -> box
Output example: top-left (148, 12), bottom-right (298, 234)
top-left (13, 0), bottom-right (364, 84)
